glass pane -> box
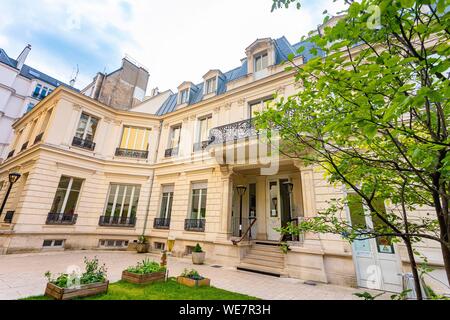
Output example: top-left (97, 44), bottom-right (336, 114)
top-left (262, 53), bottom-right (268, 69)
top-left (57, 176), bottom-right (71, 189)
top-left (191, 190), bottom-right (200, 219)
top-left (51, 189), bottom-right (66, 213)
top-left (64, 190), bottom-right (80, 214)
top-left (71, 178), bottom-right (83, 191)
top-left (76, 114), bottom-right (89, 138)
top-left (269, 181), bottom-right (278, 217)
top-left (347, 193), bottom-right (366, 228)
top-left (130, 186), bottom-right (140, 217)
top-left (114, 186), bottom-right (125, 217)
top-left (200, 189), bottom-right (207, 218)
top-left (167, 193), bottom-right (173, 219)
top-left (122, 186), bottom-right (132, 218)
top-left (85, 117), bottom-right (98, 141)
top-left (371, 198), bottom-right (396, 254)
top-left (160, 193), bottom-right (169, 218)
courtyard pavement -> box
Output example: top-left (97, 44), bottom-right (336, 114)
top-left (0, 250), bottom-right (382, 300)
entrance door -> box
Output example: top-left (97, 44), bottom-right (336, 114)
top-left (347, 194), bottom-right (403, 292)
top-left (266, 178), bottom-right (292, 241)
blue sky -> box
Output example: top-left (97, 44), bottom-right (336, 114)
top-left (0, 0), bottom-right (345, 92)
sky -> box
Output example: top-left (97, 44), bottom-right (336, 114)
top-left (0, 0), bottom-right (346, 93)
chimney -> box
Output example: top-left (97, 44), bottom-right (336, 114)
top-left (16, 44), bottom-right (32, 70)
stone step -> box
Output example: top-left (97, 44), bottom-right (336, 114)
top-left (237, 263), bottom-right (286, 277)
top-left (249, 248), bottom-right (284, 258)
top-left (241, 257), bottom-right (284, 269)
top-left (245, 253), bottom-right (284, 263)
top-left (251, 245), bottom-right (283, 253)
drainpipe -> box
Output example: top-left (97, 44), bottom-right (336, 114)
top-left (141, 119), bottom-right (163, 236)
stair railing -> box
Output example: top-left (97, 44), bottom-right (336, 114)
top-left (232, 218), bottom-right (257, 245)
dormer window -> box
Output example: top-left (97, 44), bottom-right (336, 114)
top-left (179, 89), bottom-right (189, 104)
top-left (254, 51), bottom-right (268, 72)
top-left (205, 77), bottom-right (217, 95)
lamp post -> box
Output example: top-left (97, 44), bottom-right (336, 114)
top-left (236, 185), bottom-right (247, 237)
top-left (0, 173), bottom-right (21, 217)
top-left (283, 182), bottom-right (294, 220)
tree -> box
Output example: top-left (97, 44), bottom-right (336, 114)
top-left (258, 0), bottom-right (450, 299)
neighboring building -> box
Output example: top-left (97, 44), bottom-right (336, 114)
top-left (81, 56), bottom-right (150, 111)
top-left (0, 45), bottom-right (71, 162)
top-left (0, 32), bottom-right (448, 296)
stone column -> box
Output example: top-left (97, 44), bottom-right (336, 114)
top-left (216, 166), bottom-right (233, 242)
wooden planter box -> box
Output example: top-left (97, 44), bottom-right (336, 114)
top-left (122, 270), bottom-right (166, 285)
top-left (45, 281), bottom-right (109, 300)
top-left (177, 276), bottom-right (210, 288)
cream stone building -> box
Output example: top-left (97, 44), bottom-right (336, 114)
top-left (0, 34), bottom-right (447, 295)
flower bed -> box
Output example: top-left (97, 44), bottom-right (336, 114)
top-left (177, 269), bottom-right (210, 288)
top-left (122, 259), bottom-right (167, 285)
top-left (44, 257), bottom-right (108, 300)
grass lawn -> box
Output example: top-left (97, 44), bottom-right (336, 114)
top-left (23, 278), bottom-right (259, 300)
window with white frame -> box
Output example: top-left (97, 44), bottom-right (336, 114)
top-left (249, 98), bottom-right (272, 119)
top-left (159, 185), bottom-right (174, 219)
top-left (190, 182), bottom-right (208, 219)
top-left (50, 176), bottom-right (83, 214)
top-left (254, 51), bottom-right (269, 72)
top-left (168, 125), bottom-right (182, 149)
top-left (205, 77), bottom-right (217, 95)
top-left (104, 184), bottom-right (141, 218)
top-left (75, 112), bottom-right (99, 142)
top-left (197, 115), bottom-right (212, 143)
top-left (179, 89), bottom-right (189, 104)
top-left (119, 126), bottom-right (151, 151)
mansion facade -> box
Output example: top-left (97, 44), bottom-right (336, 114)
top-left (0, 34), bottom-right (447, 294)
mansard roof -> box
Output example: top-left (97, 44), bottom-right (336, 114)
top-left (155, 36), bottom-right (322, 116)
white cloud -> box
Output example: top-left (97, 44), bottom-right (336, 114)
top-left (1, 0), bottom-right (347, 91)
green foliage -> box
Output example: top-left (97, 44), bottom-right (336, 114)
top-left (280, 242), bottom-right (290, 254)
top-left (354, 291), bottom-right (385, 300)
top-left (45, 257), bottom-right (107, 288)
top-left (126, 258), bottom-right (166, 275)
top-left (258, 0), bottom-right (450, 275)
top-left (271, 0), bottom-right (301, 12)
top-left (193, 243), bottom-right (203, 253)
top-left (138, 235), bottom-right (148, 244)
top-left (180, 268), bottom-right (204, 280)
top-left (391, 290), bottom-right (413, 300)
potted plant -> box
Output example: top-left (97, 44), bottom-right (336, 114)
top-left (44, 257), bottom-right (109, 300)
top-left (122, 258), bottom-right (167, 285)
top-left (177, 268), bottom-right (210, 288)
top-left (192, 243), bottom-right (205, 265)
top-left (136, 235), bottom-right (149, 253)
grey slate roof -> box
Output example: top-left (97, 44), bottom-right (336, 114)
top-left (0, 48), bottom-right (72, 89)
top-left (155, 36), bottom-right (322, 116)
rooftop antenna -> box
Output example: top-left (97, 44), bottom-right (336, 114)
top-left (70, 64), bottom-right (79, 87)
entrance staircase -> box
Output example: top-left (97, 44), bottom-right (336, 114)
top-left (237, 241), bottom-right (287, 277)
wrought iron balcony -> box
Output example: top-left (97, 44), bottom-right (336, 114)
top-left (34, 132), bottom-right (43, 144)
top-left (115, 148), bottom-right (149, 159)
top-left (72, 136), bottom-right (96, 151)
top-left (193, 141), bottom-right (210, 152)
top-left (208, 118), bottom-right (258, 145)
top-left (21, 141), bottom-right (29, 152)
top-left (7, 150), bottom-right (15, 159)
top-left (164, 147), bottom-right (179, 158)
top-left (3, 211), bottom-right (14, 224)
top-left (184, 219), bottom-right (206, 232)
top-left (99, 215), bottom-right (136, 228)
top-left (153, 218), bottom-right (171, 229)
top-left (46, 213), bottom-right (78, 225)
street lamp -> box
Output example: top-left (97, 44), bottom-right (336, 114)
top-left (236, 185), bottom-right (247, 237)
top-left (283, 182), bottom-right (294, 220)
top-left (0, 173), bottom-right (21, 217)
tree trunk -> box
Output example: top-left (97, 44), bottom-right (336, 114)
top-left (439, 241), bottom-right (450, 288)
top-left (403, 237), bottom-right (423, 300)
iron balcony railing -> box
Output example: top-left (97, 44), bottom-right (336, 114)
top-left (98, 215), bottom-right (136, 227)
top-left (21, 141), bottom-right (29, 152)
top-left (72, 136), bottom-right (96, 151)
top-left (3, 211), bottom-right (14, 224)
top-left (34, 132), bottom-right (43, 144)
top-left (184, 219), bottom-right (206, 232)
top-left (115, 148), bottom-right (149, 159)
top-left (7, 150), bottom-right (15, 159)
top-left (153, 218), bottom-right (171, 229)
top-left (208, 118), bottom-right (258, 145)
top-left (193, 141), bottom-right (210, 152)
top-left (46, 213), bottom-right (78, 225)
top-left (164, 147), bottom-right (179, 158)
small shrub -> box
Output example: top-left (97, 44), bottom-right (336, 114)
top-left (180, 268), bottom-right (204, 280)
top-left (45, 257), bottom-right (107, 289)
top-left (138, 235), bottom-right (148, 244)
top-left (193, 243), bottom-right (203, 253)
top-left (126, 258), bottom-right (166, 275)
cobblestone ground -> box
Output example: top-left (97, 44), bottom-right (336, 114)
top-left (0, 250), bottom-right (384, 300)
